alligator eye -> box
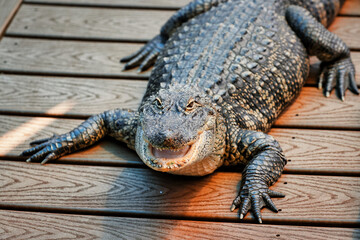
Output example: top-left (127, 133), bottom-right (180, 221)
top-left (153, 97), bottom-right (163, 109)
top-left (186, 99), bottom-right (200, 112)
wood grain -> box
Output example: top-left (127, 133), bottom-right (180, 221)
top-left (0, 161), bottom-right (359, 225)
top-left (271, 128), bottom-right (360, 175)
top-left (1, 74), bottom-right (359, 129)
top-left (0, 115), bottom-right (359, 174)
top-left (0, 0), bottom-right (22, 38)
top-left (0, 38), bottom-right (148, 78)
top-left (0, 116), bottom-right (360, 175)
top-left (6, 5), bottom-right (360, 49)
top-left (7, 5), bottom-right (173, 41)
top-left (22, 0), bottom-right (360, 16)
top-left (0, 38), bottom-right (359, 82)
top-left (274, 86), bottom-right (360, 129)
top-left (328, 17), bottom-right (360, 50)
top-left (0, 74), bottom-right (146, 117)
top-left (0, 210), bottom-right (358, 240)
top-left (340, 0), bottom-right (360, 16)
top-left (23, 0), bottom-right (191, 9)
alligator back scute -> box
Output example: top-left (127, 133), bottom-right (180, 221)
top-left (144, 0), bottom-right (311, 132)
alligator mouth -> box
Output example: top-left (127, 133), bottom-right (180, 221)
top-left (150, 144), bottom-right (192, 160)
top-left (143, 134), bottom-right (200, 170)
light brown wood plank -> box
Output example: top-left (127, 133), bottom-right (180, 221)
top-left (340, 0), bottom-right (360, 16)
top-left (0, 0), bottom-right (22, 38)
top-left (0, 161), bottom-right (359, 224)
top-left (23, 0), bottom-right (191, 9)
top-left (0, 38), bottom-right (359, 83)
top-left (7, 5), bottom-right (173, 41)
top-left (271, 128), bottom-right (360, 175)
top-left (328, 17), bottom-right (360, 50)
top-left (274, 86), bottom-right (360, 129)
top-left (0, 115), bottom-right (359, 174)
top-left (6, 5), bottom-right (360, 49)
top-left (1, 73), bottom-right (359, 129)
top-left (22, 0), bottom-right (360, 16)
top-left (0, 38), bottom-right (148, 78)
top-left (0, 74), bottom-right (146, 117)
top-left (0, 210), bottom-right (358, 240)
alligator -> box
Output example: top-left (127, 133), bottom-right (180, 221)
top-left (22, 0), bottom-right (358, 223)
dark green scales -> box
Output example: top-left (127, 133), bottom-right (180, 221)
top-left (22, 0), bottom-right (358, 223)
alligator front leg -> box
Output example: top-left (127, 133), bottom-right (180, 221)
top-left (21, 109), bottom-right (138, 164)
top-left (286, 5), bottom-right (359, 100)
top-left (121, 0), bottom-right (228, 71)
top-left (229, 130), bottom-right (286, 223)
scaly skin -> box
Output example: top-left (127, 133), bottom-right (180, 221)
top-left (22, 0), bottom-right (358, 223)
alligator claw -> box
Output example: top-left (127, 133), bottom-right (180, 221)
top-left (319, 57), bottom-right (359, 100)
top-left (231, 181), bottom-right (284, 223)
top-left (121, 35), bottom-right (165, 72)
top-left (21, 134), bottom-right (68, 164)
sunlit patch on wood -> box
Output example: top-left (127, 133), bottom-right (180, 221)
top-left (0, 101), bottom-right (74, 155)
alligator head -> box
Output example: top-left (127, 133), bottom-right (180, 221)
top-left (135, 83), bottom-right (226, 176)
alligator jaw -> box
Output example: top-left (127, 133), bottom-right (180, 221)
top-left (145, 135), bottom-right (198, 170)
top-left (151, 144), bottom-right (191, 159)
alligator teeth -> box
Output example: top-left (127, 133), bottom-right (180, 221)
top-left (152, 145), bottom-right (191, 159)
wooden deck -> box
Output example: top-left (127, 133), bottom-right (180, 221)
top-left (0, 0), bottom-right (359, 239)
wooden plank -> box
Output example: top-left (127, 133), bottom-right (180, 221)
top-left (0, 74), bottom-right (146, 117)
top-left (7, 5), bottom-right (173, 42)
top-left (274, 86), bottom-right (360, 129)
top-left (271, 128), bottom-right (360, 175)
top-left (0, 38), bottom-right (359, 83)
top-left (23, 0), bottom-right (191, 9)
top-left (0, 0), bottom-right (22, 38)
top-left (340, 0), bottom-right (360, 16)
top-left (0, 115), bottom-right (359, 174)
top-left (6, 5), bottom-right (360, 49)
top-left (0, 210), bottom-right (358, 240)
top-left (1, 74), bottom-right (359, 129)
top-left (22, 0), bottom-right (360, 16)
top-left (0, 38), bottom-right (148, 78)
top-left (0, 161), bottom-right (359, 225)
top-left (328, 17), bottom-right (360, 50)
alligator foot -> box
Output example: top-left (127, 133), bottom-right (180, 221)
top-left (21, 134), bottom-right (69, 164)
top-left (230, 180), bottom-right (285, 223)
top-left (120, 35), bottom-right (165, 72)
top-left (319, 57), bottom-right (359, 100)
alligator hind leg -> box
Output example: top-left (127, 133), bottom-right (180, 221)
top-left (21, 109), bottom-right (138, 164)
top-left (286, 5), bottom-right (359, 100)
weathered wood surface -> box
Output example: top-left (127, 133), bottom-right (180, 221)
top-left (0, 74), bottom-right (146, 116)
top-left (23, 0), bottom-right (191, 9)
top-left (1, 74), bottom-right (359, 129)
top-left (0, 210), bottom-right (358, 240)
top-left (340, 0), bottom-right (360, 16)
top-left (274, 87), bottom-right (360, 129)
top-left (6, 5), bottom-right (360, 48)
top-left (0, 161), bottom-right (359, 225)
top-left (1, 0), bottom-right (359, 237)
top-left (0, 0), bottom-right (22, 38)
top-left (21, 0), bottom-right (360, 16)
top-left (7, 5), bottom-right (173, 41)
top-left (0, 38), bottom-right (359, 83)
top-left (328, 17), bottom-right (360, 50)
top-left (1, 115), bottom-right (359, 174)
